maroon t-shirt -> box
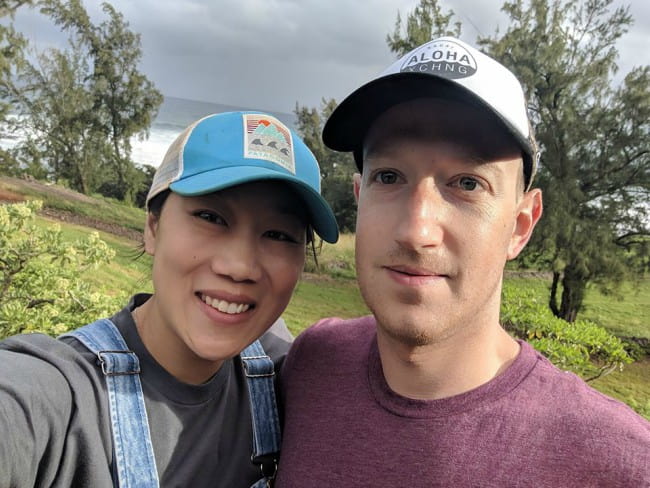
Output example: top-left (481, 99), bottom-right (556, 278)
top-left (276, 316), bottom-right (650, 487)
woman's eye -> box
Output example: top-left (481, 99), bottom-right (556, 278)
top-left (194, 210), bottom-right (226, 225)
top-left (264, 230), bottom-right (300, 243)
top-left (374, 171), bottom-right (399, 184)
top-left (456, 176), bottom-right (481, 191)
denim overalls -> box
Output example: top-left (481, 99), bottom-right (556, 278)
top-left (60, 318), bottom-right (280, 488)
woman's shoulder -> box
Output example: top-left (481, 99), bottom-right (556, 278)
top-left (258, 317), bottom-right (293, 361)
top-left (1, 332), bottom-right (82, 363)
top-left (1, 332), bottom-right (98, 384)
top-left (0, 334), bottom-right (80, 432)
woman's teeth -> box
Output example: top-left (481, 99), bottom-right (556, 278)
top-left (200, 294), bottom-right (251, 314)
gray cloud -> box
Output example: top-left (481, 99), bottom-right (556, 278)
top-left (4, 0), bottom-right (648, 114)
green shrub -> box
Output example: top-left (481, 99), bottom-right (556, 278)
top-left (0, 200), bottom-right (125, 338)
top-left (501, 283), bottom-right (633, 380)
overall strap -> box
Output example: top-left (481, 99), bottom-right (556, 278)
top-left (241, 340), bottom-right (281, 487)
top-left (60, 319), bottom-right (159, 488)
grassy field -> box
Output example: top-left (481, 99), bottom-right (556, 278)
top-left (284, 277), bottom-right (369, 335)
top-left (2, 177), bottom-right (648, 418)
top-left (504, 276), bottom-right (650, 340)
top-left (581, 280), bottom-right (650, 339)
top-left (0, 176), bottom-right (145, 233)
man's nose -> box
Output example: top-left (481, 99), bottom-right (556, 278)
top-left (394, 180), bottom-right (445, 251)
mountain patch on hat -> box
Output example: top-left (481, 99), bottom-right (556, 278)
top-left (146, 111), bottom-right (339, 243)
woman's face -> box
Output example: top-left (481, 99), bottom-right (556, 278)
top-left (142, 181), bottom-right (307, 383)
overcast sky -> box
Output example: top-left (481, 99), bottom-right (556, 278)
top-left (5, 0), bottom-right (649, 114)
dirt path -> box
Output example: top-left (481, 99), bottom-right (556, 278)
top-left (40, 207), bottom-right (143, 242)
top-left (0, 176), bottom-right (142, 242)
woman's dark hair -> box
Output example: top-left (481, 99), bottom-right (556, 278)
top-left (147, 189), bottom-right (172, 219)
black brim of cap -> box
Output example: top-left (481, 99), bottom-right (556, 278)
top-left (323, 72), bottom-right (535, 186)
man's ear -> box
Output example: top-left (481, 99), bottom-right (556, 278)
top-left (353, 173), bottom-right (362, 203)
top-left (143, 212), bottom-right (159, 256)
top-left (507, 188), bottom-right (543, 260)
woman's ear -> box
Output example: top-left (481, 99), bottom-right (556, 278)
top-left (507, 188), bottom-right (543, 260)
top-left (143, 212), bottom-right (159, 256)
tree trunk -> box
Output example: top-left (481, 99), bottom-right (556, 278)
top-left (549, 271), bottom-right (561, 317)
top-left (558, 268), bottom-right (586, 323)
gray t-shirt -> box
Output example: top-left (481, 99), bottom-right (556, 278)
top-left (0, 294), bottom-right (291, 487)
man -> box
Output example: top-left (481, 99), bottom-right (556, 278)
top-left (275, 37), bottom-right (650, 486)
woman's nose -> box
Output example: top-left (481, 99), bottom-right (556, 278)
top-left (210, 236), bottom-right (263, 283)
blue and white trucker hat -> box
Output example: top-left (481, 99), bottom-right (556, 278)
top-left (323, 36), bottom-right (538, 190)
top-left (147, 111), bottom-right (339, 243)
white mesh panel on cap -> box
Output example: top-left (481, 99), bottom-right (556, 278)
top-left (145, 115), bottom-right (210, 206)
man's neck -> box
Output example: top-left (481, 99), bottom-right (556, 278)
top-left (376, 323), bottom-right (520, 400)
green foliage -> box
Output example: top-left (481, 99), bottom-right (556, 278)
top-left (0, 10), bottom-right (28, 123)
top-left (386, 0), bottom-right (461, 57)
top-left (0, 1), bottom-right (34, 16)
top-left (479, 0), bottom-right (649, 322)
top-left (501, 282), bottom-right (633, 380)
top-left (0, 200), bottom-right (124, 338)
top-left (12, 42), bottom-right (108, 194)
top-left (5, 0), bottom-right (163, 204)
top-left (294, 99), bottom-right (357, 232)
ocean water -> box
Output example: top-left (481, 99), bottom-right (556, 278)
top-left (0, 96), bottom-right (295, 169)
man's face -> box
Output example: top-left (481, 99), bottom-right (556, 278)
top-left (354, 98), bottom-right (542, 348)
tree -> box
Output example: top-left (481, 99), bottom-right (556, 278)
top-left (12, 42), bottom-right (107, 193)
top-left (0, 200), bottom-right (123, 338)
top-left (44, 1), bottom-right (163, 202)
top-left (387, 0), bottom-right (649, 323)
top-left (294, 99), bottom-right (357, 232)
top-left (0, 1), bottom-right (31, 163)
top-left (7, 0), bottom-right (163, 202)
top-left (0, 0), bottom-right (33, 15)
top-left (386, 0), bottom-right (460, 56)
top-left (479, 0), bottom-right (649, 322)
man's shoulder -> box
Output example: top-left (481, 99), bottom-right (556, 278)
top-left (298, 315), bottom-right (376, 347)
top-left (520, 343), bottom-right (650, 439)
top-left (283, 316), bottom-right (376, 373)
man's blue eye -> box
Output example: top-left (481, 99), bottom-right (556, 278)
top-left (458, 177), bottom-right (479, 191)
top-left (377, 171), bottom-right (398, 184)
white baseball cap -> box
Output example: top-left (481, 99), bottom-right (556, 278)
top-left (323, 36), bottom-right (538, 190)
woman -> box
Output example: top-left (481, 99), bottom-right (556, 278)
top-left (0, 111), bottom-right (338, 487)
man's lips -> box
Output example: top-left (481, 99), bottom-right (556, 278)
top-left (384, 265), bottom-right (448, 286)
